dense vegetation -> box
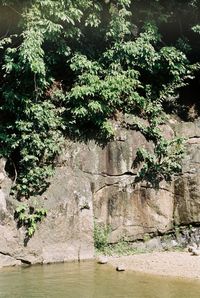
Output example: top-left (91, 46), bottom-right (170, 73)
top-left (0, 0), bottom-right (200, 234)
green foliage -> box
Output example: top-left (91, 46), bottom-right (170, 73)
top-left (192, 24), bottom-right (200, 34)
top-left (94, 222), bottom-right (110, 252)
top-left (94, 222), bottom-right (146, 256)
top-left (135, 138), bottom-right (185, 188)
top-left (15, 203), bottom-right (47, 237)
top-left (1, 97), bottom-right (64, 198)
top-left (106, 1), bottom-right (132, 42)
top-left (98, 240), bottom-right (147, 256)
top-left (67, 50), bottom-right (143, 138)
top-left (133, 118), bottom-right (186, 187)
top-left (0, 0), bottom-right (194, 195)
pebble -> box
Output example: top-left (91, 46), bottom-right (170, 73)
top-left (116, 265), bottom-right (125, 271)
top-left (98, 256), bottom-right (108, 264)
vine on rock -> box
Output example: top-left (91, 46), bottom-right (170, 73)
top-left (15, 204), bottom-right (47, 240)
top-left (132, 120), bottom-right (186, 188)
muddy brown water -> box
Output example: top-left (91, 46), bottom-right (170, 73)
top-left (0, 261), bottom-right (200, 298)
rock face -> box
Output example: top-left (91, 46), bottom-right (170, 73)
top-left (0, 160), bottom-right (94, 266)
top-left (174, 121), bottom-right (200, 225)
top-left (1, 118), bottom-right (200, 267)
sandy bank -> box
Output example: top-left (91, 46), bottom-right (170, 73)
top-left (107, 252), bottom-right (200, 280)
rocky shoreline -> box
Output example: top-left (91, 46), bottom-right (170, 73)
top-left (106, 252), bottom-right (200, 280)
top-left (1, 249), bottom-right (200, 282)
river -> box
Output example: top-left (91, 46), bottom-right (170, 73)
top-left (0, 261), bottom-right (199, 298)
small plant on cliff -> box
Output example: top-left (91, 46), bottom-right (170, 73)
top-left (133, 125), bottom-right (186, 188)
top-left (15, 203), bottom-right (47, 238)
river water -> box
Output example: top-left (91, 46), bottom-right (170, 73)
top-left (0, 261), bottom-right (200, 298)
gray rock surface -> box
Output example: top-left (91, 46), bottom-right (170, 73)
top-left (0, 254), bottom-right (21, 268)
top-left (174, 119), bottom-right (200, 226)
top-left (0, 189), bottom-right (6, 211)
top-left (1, 118), bottom-right (200, 267)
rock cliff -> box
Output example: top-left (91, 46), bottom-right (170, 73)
top-left (1, 119), bottom-right (200, 267)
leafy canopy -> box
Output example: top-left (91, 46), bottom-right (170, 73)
top-left (0, 0), bottom-right (199, 204)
